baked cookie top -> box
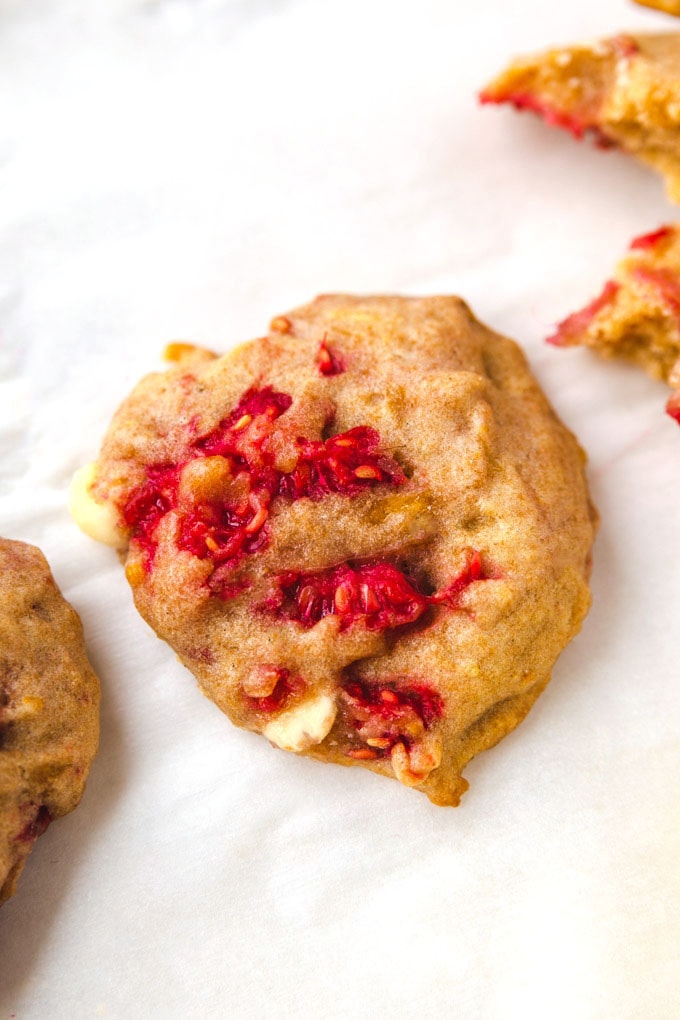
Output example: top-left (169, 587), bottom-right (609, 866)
top-left (481, 33), bottom-right (680, 202)
top-left (0, 538), bottom-right (100, 905)
top-left (548, 224), bottom-right (680, 423)
top-left (71, 294), bottom-right (596, 806)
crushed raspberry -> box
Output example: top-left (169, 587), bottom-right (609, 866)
top-left (268, 562), bottom-right (430, 631)
top-left (629, 225), bottom-right (675, 251)
top-left (317, 338), bottom-right (345, 376)
top-left (547, 280), bottom-right (620, 346)
top-left (430, 548), bottom-right (486, 608)
top-left (344, 678), bottom-right (444, 726)
top-left (246, 668), bottom-right (305, 713)
top-left (178, 490), bottom-right (273, 563)
top-left (122, 465), bottom-right (177, 533)
top-left (483, 90), bottom-right (587, 138)
top-left (342, 677), bottom-right (444, 759)
top-left (632, 266), bottom-right (680, 322)
top-left (14, 805), bottom-right (52, 844)
top-left (266, 551), bottom-right (487, 632)
top-left (206, 571), bottom-right (253, 600)
top-left (122, 387), bottom-right (291, 566)
top-left (666, 392), bottom-right (680, 424)
top-left (122, 464), bottom-right (181, 561)
top-left (479, 90), bottom-right (614, 148)
top-left (189, 646), bottom-right (217, 665)
top-left (277, 427), bottom-right (405, 501)
top-left (193, 387), bottom-right (293, 459)
top-left (122, 385), bottom-right (404, 589)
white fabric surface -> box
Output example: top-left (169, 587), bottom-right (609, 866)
top-left (1, 0), bottom-right (679, 1016)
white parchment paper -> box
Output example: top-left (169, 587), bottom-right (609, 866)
top-left (1, 1), bottom-right (679, 1016)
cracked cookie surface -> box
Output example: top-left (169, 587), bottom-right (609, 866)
top-left (0, 539), bottom-right (100, 905)
top-left (72, 294), bottom-right (596, 805)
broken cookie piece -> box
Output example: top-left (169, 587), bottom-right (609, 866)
top-left (548, 224), bottom-right (680, 422)
top-left (481, 33), bottom-right (680, 202)
top-left (71, 294), bottom-right (596, 806)
top-left (633, 1), bottom-right (680, 15)
top-left (0, 539), bottom-right (100, 905)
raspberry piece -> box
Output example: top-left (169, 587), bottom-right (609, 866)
top-left (430, 548), bottom-right (487, 608)
top-left (122, 463), bottom-right (180, 561)
top-left (317, 338), bottom-right (345, 376)
top-left (343, 678), bottom-right (444, 727)
top-left (193, 386), bottom-right (293, 459)
top-left (14, 805), bottom-right (52, 845)
top-left (122, 386), bottom-right (292, 568)
top-left (178, 488), bottom-right (272, 564)
top-left (479, 89), bottom-right (614, 147)
top-left (547, 280), bottom-right (620, 347)
top-left (267, 551), bottom-right (487, 632)
top-left (123, 386), bottom-right (404, 587)
top-left (666, 392), bottom-right (680, 423)
top-left (629, 225), bottom-right (675, 251)
top-left (278, 427), bottom-right (405, 501)
top-left (342, 677), bottom-right (444, 759)
top-left (268, 561), bottom-right (429, 632)
top-left (246, 668), bottom-right (304, 713)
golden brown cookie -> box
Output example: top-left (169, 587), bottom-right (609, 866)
top-left (633, 0), bottom-right (680, 14)
top-left (480, 33), bottom-right (680, 202)
top-left (548, 224), bottom-right (680, 421)
top-left (0, 539), bottom-right (100, 905)
top-left (71, 295), bottom-right (596, 806)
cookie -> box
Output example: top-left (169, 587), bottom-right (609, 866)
top-left (633, 0), bottom-right (680, 14)
top-left (0, 539), bottom-right (100, 905)
top-left (70, 295), bottom-right (596, 806)
top-left (480, 33), bottom-right (680, 202)
top-left (548, 224), bottom-right (680, 422)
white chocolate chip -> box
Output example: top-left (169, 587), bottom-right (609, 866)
top-left (69, 463), bottom-right (127, 549)
top-left (263, 694), bottom-right (337, 753)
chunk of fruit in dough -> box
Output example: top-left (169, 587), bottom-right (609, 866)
top-left (69, 463), bottom-right (127, 548)
top-left (263, 694), bottom-right (337, 752)
top-left (390, 733), bottom-right (443, 786)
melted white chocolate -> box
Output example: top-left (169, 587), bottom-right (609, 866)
top-left (263, 694), bottom-right (337, 753)
top-left (69, 462), bottom-right (127, 549)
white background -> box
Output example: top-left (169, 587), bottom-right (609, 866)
top-left (1, 1), bottom-right (679, 1017)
